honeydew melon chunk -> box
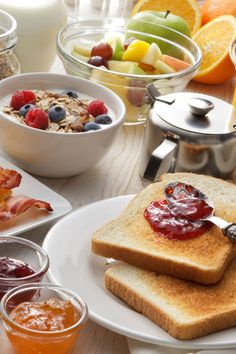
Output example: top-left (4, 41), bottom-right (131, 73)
top-left (71, 50), bottom-right (89, 62)
top-left (129, 65), bottom-right (146, 75)
top-left (108, 60), bottom-right (146, 75)
top-left (141, 43), bottom-right (162, 67)
top-left (106, 33), bottom-right (123, 46)
top-left (73, 44), bottom-right (91, 57)
top-left (154, 59), bottom-right (175, 74)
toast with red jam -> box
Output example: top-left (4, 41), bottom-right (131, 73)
top-left (92, 173), bottom-right (236, 284)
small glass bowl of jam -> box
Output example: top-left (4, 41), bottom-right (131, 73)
top-left (0, 282), bottom-right (88, 354)
top-left (0, 236), bottom-right (49, 299)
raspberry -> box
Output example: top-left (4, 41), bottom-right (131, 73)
top-left (10, 90), bottom-right (36, 110)
top-left (24, 108), bottom-right (49, 130)
top-left (87, 100), bottom-right (108, 117)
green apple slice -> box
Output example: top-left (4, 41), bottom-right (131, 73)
top-left (141, 42), bottom-right (162, 66)
top-left (154, 59), bottom-right (175, 74)
top-left (112, 39), bottom-right (125, 61)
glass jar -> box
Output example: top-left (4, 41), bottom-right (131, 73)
top-left (1, 283), bottom-right (88, 354)
top-left (0, 9), bottom-right (20, 80)
top-left (0, 0), bottom-right (67, 73)
top-left (72, 0), bottom-right (134, 19)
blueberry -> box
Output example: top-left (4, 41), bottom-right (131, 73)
top-left (48, 105), bottom-right (66, 123)
top-left (61, 90), bottom-right (78, 99)
top-left (83, 122), bottom-right (101, 131)
top-left (95, 114), bottom-right (112, 125)
top-left (19, 104), bottom-right (35, 117)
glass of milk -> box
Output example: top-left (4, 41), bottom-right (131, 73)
top-left (0, 0), bottom-right (67, 73)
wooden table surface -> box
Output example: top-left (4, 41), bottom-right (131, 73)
top-left (0, 56), bottom-right (235, 354)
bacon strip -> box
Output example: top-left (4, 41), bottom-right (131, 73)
top-left (0, 195), bottom-right (53, 221)
top-left (0, 167), bottom-right (22, 189)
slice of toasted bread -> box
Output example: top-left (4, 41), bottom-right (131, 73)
top-left (105, 261), bottom-right (236, 340)
top-left (92, 173), bottom-right (236, 284)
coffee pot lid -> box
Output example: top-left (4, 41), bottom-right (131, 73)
top-left (150, 90), bottom-right (235, 136)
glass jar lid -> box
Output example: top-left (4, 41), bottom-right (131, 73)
top-left (152, 92), bottom-right (234, 136)
top-left (0, 9), bottom-right (17, 52)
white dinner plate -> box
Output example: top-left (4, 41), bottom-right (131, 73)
top-left (43, 195), bottom-right (236, 350)
top-left (0, 156), bottom-right (71, 236)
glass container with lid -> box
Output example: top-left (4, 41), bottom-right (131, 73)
top-left (0, 9), bottom-right (20, 80)
top-left (140, 85), bottom-right (236, 181)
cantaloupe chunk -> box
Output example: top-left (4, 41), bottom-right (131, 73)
top-left (162, 55), bottom-right (191, 71)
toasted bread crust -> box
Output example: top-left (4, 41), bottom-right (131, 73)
top-left (105, 262), bottom-right (236, 340)
top-left (93, 173), bottom-right (236, 284)
top-left (93, 240), bottom-right (235, 284)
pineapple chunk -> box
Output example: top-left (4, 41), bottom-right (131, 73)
top-left (122, 39), bottom-right (150, 62)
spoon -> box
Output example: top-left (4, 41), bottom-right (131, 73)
top-left (198, 198), bottom-right (236, 242)
top-left (165, 182), bottom-right (236, 242)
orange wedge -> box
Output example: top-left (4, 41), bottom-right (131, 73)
top-left (131, 0), bottom-right (202, 35)
top-left (193, 15), bottom-right (236, 85)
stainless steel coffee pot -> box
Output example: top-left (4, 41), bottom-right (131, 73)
top-left (140, 85), bottom-right (236, 181)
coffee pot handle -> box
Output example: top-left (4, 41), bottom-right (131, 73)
top-left (143, 136), bottom-right (179, 181)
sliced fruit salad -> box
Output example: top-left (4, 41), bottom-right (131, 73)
top-left (72, 36), bottom-right (191, 75)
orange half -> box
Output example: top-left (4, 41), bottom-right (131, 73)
top-left (193, 15), bottom-right (236, 85)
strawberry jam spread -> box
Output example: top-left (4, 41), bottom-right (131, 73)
top-left (144, 182), bottom-right (213, 240)
top-left (0, 257), bottom-right (35, 279)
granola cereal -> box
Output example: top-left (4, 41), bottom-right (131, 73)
top-left (3, 89), bottom-right (113, 133)
top-left (0, 53), bottom-right (18, 80)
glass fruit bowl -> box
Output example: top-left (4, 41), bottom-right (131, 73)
top-left (57, 18), bottom-right (202, 125)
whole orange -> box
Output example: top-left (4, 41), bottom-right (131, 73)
top-left (202, 0), bottom-right (236, 25)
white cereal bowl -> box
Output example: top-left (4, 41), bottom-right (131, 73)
top-left (0, 73), bottom-right (125, 178)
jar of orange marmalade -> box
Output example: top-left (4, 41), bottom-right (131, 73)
top-left (0, 283), bottom-right (88, 354)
